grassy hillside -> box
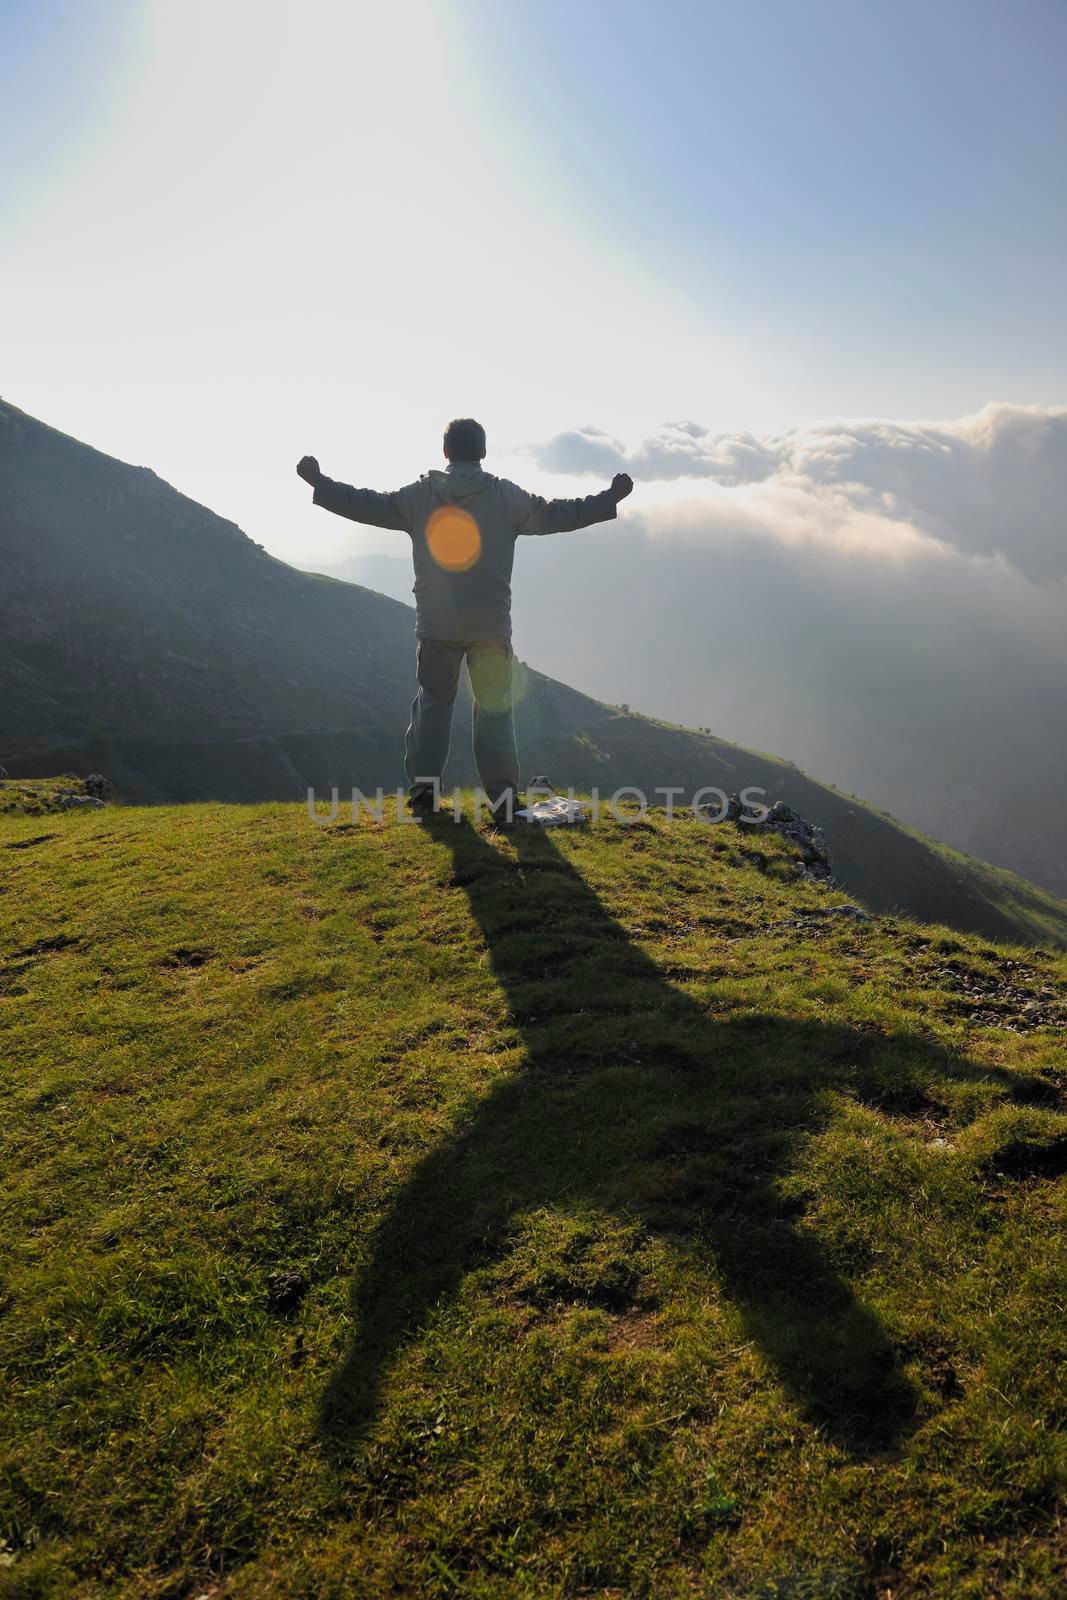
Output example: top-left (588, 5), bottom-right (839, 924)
top-left (4, 396), bottom-right (1067, 948)
top-left (2, 799), bottom-right (1065, 1598)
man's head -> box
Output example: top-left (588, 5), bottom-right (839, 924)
top-left (443, 417), bottom-right (486, 464)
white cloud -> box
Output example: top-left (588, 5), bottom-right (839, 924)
top-left (529, 402), bottom-right (1067, 580)
top-left (511, 402), bottom-right (1067, 894)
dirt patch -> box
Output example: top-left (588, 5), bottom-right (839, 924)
top-left (158, 947), bottom-right (215, 970)
top-left (13, 933), bottom-right (82, 959)
top-left (604, 1308), bottom-right (661, 1352)
top-left (982, 1134), bottom-right (1067, 1182)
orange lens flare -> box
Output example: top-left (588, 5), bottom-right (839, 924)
top-left (426, 506), bottom-right (482, 572)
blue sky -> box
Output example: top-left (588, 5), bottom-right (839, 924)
top-left (458, 0), bottom-right (1067, 392)
top-left (2, 0), bottom-right (1065, 563)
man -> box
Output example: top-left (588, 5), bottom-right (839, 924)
top-left (297, 418), bottom-right (633, 816)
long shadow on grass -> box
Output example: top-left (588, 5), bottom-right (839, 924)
top-left (320, 818), bottom-right (1026, 1458)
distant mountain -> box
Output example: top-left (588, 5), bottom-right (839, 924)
top-left (306, 553), bottom-right (413, 607)
top-left (3, 396), bottom-right (1066, 947)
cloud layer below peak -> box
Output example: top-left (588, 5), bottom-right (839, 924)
top-left (529, 403), bottom-right (1067, 582)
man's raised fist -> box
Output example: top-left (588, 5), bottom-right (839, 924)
top-left (296, 455), bottom-right (321, 487)
top-left (610, 472), bottom-right (634, 503)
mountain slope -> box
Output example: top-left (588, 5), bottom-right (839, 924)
top-left (2, 798), bottom-right (1065, 1598)
top-left (3, 396), bottom-right (1067, 948)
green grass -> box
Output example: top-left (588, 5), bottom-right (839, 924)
top-left (1, 798), bottom-right (1065, 1599)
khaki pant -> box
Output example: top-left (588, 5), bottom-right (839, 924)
top-left (404, 640), bottom-right (521, 800)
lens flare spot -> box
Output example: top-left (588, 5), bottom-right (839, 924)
top-left (426, 506), bottom-right (481, 572)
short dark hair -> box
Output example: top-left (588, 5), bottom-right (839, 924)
top-left (443, 417), bottom-right (486, 462)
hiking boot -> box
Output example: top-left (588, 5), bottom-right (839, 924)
top-left (481, 788), bottom-right (523, 828)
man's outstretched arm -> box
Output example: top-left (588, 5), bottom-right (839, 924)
top-left (512, 472), bottom-right (634, 537)
top-left (296, 455), bottom-right (412, 532)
